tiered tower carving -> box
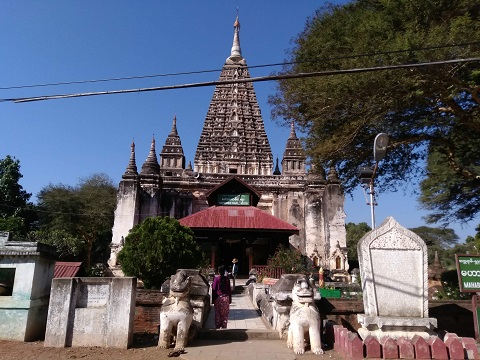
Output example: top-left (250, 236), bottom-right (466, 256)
top-left (282, 121), bottom-right (306, 175)
top-left (194, 16), bottom-right (273, 176)
top-left (160, 115), bottom-right (186, 176)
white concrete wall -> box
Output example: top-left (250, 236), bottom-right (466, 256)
top-left (45, 277), bottom-right (137, 349)
top-left (0, 255), bottom-right (55, 341)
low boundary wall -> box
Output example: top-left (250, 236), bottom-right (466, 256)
top-left (133, 291), bottom-right (475, 339)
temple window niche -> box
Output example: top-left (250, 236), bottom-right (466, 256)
top-left (335, 256), bottom-right (342, 270)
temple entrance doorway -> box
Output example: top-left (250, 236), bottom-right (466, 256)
top-left (218, 238), bottom-right (245, 275)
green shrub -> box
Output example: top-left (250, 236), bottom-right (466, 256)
top-left (118, 217), bottom-right (203, 289)
top-left (267, 245), bottom-right (308, 274)
top-left (435, 269), bottom-right (471, 300)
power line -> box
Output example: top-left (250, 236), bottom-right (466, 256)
top-left (1, 40), bottom-right (479, 91)
top-left (4, 57), bottom-right (480, 103)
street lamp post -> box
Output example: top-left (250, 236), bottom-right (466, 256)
top-left (358, 133), bottom-right (389, 229)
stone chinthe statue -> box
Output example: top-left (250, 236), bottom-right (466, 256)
top-left (158, 270), bottom-right (194, 351)
top-left (286, 275), bottom-right (324, 355)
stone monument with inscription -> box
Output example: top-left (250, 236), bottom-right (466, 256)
top-left (357, 217), bottom-right (437, 340)
top-left (44, 277), bottom-right (136, 348)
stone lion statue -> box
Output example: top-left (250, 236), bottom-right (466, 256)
top-left (287, 276), bottom-right (323, 355)
top-left (158, 270), bottom-right (194, 351)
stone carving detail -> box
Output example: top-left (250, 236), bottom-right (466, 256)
top-left (370, 229), bottom-right (421, 250)
top-left (158, 270), bottom-right (194, 351)
top-left (287, 276), bottom-right (323, 355)
top-left (193, 16), bottom-right (273, 176)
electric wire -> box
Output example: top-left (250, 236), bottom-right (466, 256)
top-left (0, 40), bottom-right (478, 91)
top-left (4, 57), bottom-right (479, 103)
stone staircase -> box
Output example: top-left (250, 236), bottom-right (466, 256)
top-left (198, 283), bottom-right (280, 340)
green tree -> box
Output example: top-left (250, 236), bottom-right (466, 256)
top-left (117, 217), bottom-right (203, 289)
top-left (346, 222), bottom-right (371, 262)
top-left (0, 155), bottom-right (35, 238)
top-left (269, 0), bottom-right (480, 225)
top-left (440, 226), bottom-right (480, 269)
top-left (409, 226), bottom-right (459, 266)
top-left (36, 173), bottom-right (117, 272)
top-left (30, 229), bottom-right (83, 259)
top-left (420, 146), bottom-right (480, 225)
top-left (464, 224), bottom-right (480, 253)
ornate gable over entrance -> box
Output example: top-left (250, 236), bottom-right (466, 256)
top-left (205, 176), bottom-right (261, 206)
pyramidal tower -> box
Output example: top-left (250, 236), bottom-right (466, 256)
top-left (110, 15), bottom-right (347, 277)
top-left (194, 16), bottom-right (273, 176)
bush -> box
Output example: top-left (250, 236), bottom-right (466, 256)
top-left (267, 245), bottom-right (308, 274)
top-left (117, 217), bottom-right (203, 289)
top-left (436, 269), bottom-right (472, 300)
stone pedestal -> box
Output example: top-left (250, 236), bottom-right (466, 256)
top-left (0, 232), bottom-right (56, 341)
top-left (357, 315), bottom-right (437, 340)
top-left (251, 283), bottom-right (269, 310)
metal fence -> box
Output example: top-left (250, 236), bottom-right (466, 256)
top-left (252, 265), bottom-right (285, 279)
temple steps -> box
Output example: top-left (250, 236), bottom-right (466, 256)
top-left (201, 284), bottom-right (279, 340)
top-left (198, 328), bottom-right (280, 340)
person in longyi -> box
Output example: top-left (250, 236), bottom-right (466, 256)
top-left (211, 265), bottom-right (232, 329)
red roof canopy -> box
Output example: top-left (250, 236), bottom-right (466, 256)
top-left (54, 261), bottom-right (82, 278)
top-left (179, 206), bottom-right (299, 233)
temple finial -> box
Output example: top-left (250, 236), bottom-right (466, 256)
top-left (231, 14), bottom-right (242, 58)
top-left (170, 115), bottom-right (178, 136)
top-left (289, 120), bottom-right (297, 139)
top-left (124, 139), bottom-right (138, 175)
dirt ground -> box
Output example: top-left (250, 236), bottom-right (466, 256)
top-left (0, 334), bottom-right (343, 360)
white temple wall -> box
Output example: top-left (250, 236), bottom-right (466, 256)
top-left (304, 192), bottom-right (325, 265)
top-left (322, 184), bottom-right (348, 270)
top-left (111, 181), bottom-right (140, 247)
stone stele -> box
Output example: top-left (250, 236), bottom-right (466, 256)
top-left (357, 217), bottom-right (437, 340)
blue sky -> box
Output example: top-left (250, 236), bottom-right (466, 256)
top-left (1, 1), bottom-right (478, 241)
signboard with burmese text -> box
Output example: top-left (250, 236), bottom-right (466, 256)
top-left (456, 254), bottom-right (480, 292)
top-left (217, 194), bottom-right (250, 206)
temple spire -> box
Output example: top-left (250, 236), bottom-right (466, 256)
top-left (195, 15), bottom-right (272, 175)
top-left (289, 120), bottom-right (298, 139)
top-left (273, 157), bottom-right (281, 175)
top-left (230, 15), bottom-right (242, 58)
top-left (140, 136), bottom-right (160, 175)
top-left (170, 115), bottom-right (178, 136)
top-left (282, 120), bottom-right (306, 175)
top-left (160, 115), bottom-right (185, 172)
top-left (124, 140), bottom-right (138, 175)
